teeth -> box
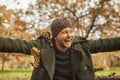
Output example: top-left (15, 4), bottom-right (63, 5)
top-left (65, 40), bottom-right (71, 42)
top-left (65, 38), bottom-right (73, 42)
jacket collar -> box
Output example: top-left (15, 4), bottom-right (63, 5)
top-left (71, 48), bottom-right (83, 79)
top-left (40, 43), bottom-right (84, 80)
top-left (72, 36), bottom-right (87, 44)
top-left (41, 48), bottom-right (55, 80)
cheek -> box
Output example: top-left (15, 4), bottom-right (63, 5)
top-left (55, 33), bottom-right (68, 41)
top-left (57, 37), bottom-right (64, 42)
top-left (57, 35), bottom-right (66, 39)
top-left (55, 36), bottom-right (65, 43)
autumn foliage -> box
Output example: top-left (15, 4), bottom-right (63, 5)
top-left (0, 0), bottom-right (120, 70)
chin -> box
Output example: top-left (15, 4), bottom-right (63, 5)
top-left (65, 45), bottom-right (71, 48)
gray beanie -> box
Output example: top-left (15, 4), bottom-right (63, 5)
top-left (51, 18), bottom-right (73, 38)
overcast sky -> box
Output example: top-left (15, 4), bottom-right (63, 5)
top-left (0, 0), bottom-right (36, 11)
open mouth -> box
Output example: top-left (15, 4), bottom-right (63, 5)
top-left (65, 39), bottom-right (72, 42)
top-left (64, 39), bottom-right (72, 44)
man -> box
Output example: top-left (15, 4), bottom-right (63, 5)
top-left (0, 18), bottom-right (120, 80)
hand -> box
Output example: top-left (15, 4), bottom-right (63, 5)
top-left (30, 47), bottom-right (40, 68)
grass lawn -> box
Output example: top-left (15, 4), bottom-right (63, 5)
top-left (95, 69), bottom-right (120, 76)
top-left (0, 69), bottom-right (32, 80)
top-left (0, 69), bottom-right (120, 80)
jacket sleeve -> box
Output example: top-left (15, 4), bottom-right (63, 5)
top-left (89, 37), bottom-right (120, 53)
top-left (0, 37), bottom-right (41, 55)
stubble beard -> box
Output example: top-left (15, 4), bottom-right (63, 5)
top-left (61, 42), bottom-right (72, 49)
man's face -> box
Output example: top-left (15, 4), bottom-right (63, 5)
top-left (54, 27), bottom-right (75, 50)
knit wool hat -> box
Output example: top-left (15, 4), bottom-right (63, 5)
top-left (51, 18), bottom-right (73, 38)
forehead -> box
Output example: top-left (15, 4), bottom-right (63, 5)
top-left (61, 27), bottom-right (74, 32)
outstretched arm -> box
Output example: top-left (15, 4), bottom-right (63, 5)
top-left (89, 37), bottom-right (120, 53)
top-left (0, 37), bottom-right (40, 55)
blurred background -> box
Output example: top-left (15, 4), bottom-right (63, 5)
top-left (0, 0), bottom-right (120, 80)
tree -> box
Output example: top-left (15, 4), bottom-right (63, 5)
top-left (18, 0), bottom-right (119, 38)
top-left (0, 53), bottom-right (10, 71)
top-left (0, 6), bottom-right (33, 70)
top-left (0, 0), bottom-right (120, 69)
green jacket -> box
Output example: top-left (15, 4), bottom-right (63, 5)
top-left (0, 36), bottom-right (120, 80)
